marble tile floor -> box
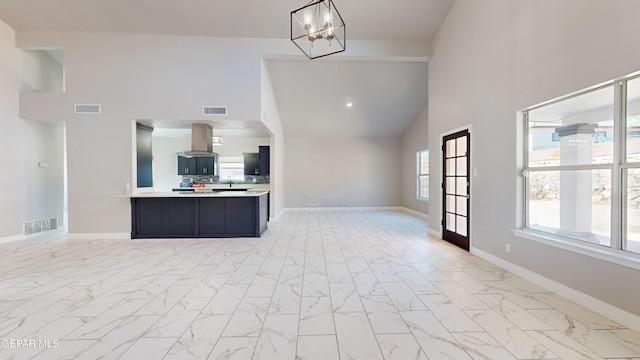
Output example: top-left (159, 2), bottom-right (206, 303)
top-left (0, 210), bottom-right (639, 359)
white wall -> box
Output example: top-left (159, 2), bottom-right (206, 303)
top-left (0, 20), bottom-right (64, 238)
top-left (428, 0), bottom-right (640, 315)
top-left (260, 59), bottom-right (285, 219)
top-left (150, 134), bottom-right (190, 192)
top-left (284, 137), bottom-right (402, 208)
top-left (215, 136), bottom-right (269, 158)
top-left (21, 50), bottom-right (63, 92)
top-left (16, 31), bottom-right (265, 235)
top-left (402, 104), bottom-right (429, 214)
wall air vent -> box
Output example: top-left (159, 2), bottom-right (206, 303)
top-left (23, 217), bottom-right (58, 235)
top-left (74, 104), bottom-right (101, 114)
top-left (202, 106), bottom-right (227, 116)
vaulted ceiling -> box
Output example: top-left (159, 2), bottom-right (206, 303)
top-left (0, 0), bottom-right (454, 137)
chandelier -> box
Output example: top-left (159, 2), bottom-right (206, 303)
top-left (290, 0), bottom-right (346, 59)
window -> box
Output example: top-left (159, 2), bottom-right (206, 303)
top-left (219, 156), bottom-right (245, 180)
top-left (523, 74), bottom-right (640, 256)
top-left (417, 150), bottom-right (429, 200)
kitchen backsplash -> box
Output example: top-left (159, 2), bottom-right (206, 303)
top-left (181, 175), bottom-right (270, 184)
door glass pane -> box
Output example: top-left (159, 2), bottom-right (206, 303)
top-left (456, 137), bottom-right (467, 156)
top-left (446, 177), bottom-right (455, 194)
top-left (528, 169), bottom-right (611, 246)
top-left (456, 157), bottom-right (467, 176)
top-left (446, 213), bottom-right (456, 231)
top-left (527, 85), bottom-right (614, 167)
top-left (626, 169), bottom-right (640, 253)
top-left (456, 215), bottom-right (467, 236)
top-left (447, 195), bottom-right (456, 212)
top-left (446, 139), bottom-right (456, 158)
top-left (456, 177), bottom-right (467, 195)
top-left (446, 159), bottom-right (456, 176)
top-left (457, 197), bottom-right (467, 216)
top-left (627, 77), bottom-right (640, 163)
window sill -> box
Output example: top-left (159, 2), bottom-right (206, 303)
top-left (416, 197), bottom-right (429, 202)
top-left (512, 229), bottom-right (640, 271)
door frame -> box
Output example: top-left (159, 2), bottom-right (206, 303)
top-left (439, 124), bottom-right (473, 250)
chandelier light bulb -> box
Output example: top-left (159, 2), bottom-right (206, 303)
top-left (308, 26), bottom-right (316, 42)
top-left (323, 8), bottom-right (332, 28)
top-left (326, 26), bottom-right (334, 40)
top-left (303, 9), bottom-right (312, 29)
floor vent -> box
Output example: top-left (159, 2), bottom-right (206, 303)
top-left (24, 217), bottom-right (58, 235)
top-left (74, 104), bottom-right (101, 114)
top-left (202, 106), bottom-right (227, 116)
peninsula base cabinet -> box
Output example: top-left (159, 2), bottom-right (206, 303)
top-left (131, 194), bottom-right (268, 238)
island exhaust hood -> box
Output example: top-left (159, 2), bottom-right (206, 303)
top-left (177, 123), bottom-right (217, 157)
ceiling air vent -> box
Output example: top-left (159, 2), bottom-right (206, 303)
top-left (74, 104), bottom-right (101, 114)
top-left (202, 106), bottom-right (227, 116)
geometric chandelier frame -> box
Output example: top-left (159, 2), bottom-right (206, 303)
top-left (290, 0), bottom-right (346, 59)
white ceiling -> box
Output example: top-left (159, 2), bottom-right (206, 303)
top-left (0, 0), bottom-right (453, 137)
top-left (268, 60), bottom-right (428, 137)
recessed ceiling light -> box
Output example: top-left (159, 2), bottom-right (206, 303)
top-left (346, 102), bottom-right (353, 108)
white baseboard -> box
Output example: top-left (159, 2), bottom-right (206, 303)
top-left (399, 207), bottom-right (429, 220)
top-left (283, 206), bottom-right (405, 212)
top-left (0, 233), bottom-right (25, 245)
top-left (471, 246), bottom-right (640, 333)
top-left (272, 208), bottom-right (285, 223)
top-left (428, 228), bottom-right (442, 239)
top-left (67, 233), bottom-right (131, 240)
top-left (0, 228), bottom-right (65, 245)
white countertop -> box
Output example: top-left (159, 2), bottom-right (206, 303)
top-left (127, 190), bottom-right (269, 198)
top-left (177, 184), bottom-right (270, 190)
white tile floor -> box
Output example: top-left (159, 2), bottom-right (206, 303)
top-left (1, 210), bottom-right (639, 359)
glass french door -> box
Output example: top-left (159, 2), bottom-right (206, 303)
top-left (442, 129), bottom-right (470, 251)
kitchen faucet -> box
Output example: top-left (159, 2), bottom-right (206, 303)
top-left (228, 176), bottom-right (232, 188)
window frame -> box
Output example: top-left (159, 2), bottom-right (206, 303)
top-left (417, 150), bottom-right (429, 201)
top-left (518, 72), bottom-right (640, 269)
top-left (218, 156), bottom-right (245, 181)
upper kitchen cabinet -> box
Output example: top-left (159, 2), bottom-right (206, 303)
top-left (196, 156), bottom-right (217, 176)
top-left (259, 146), bottom-right (270, 175)
top-left (244, 152), bottom-right (260, 175)
top-left (178, 155), bottom-right (218, 176)
top-left (178, 155), bottom-right (197, 175)
top-left (244, 146), bottom-right (270, 175)
top-left (136, 124), bottom-right (153, 188)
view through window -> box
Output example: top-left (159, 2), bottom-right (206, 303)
top-left (524, 74), bottom-right (640, 255)
top-left (417, 150), bottom-right (429, 200)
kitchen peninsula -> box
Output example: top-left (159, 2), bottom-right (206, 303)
top-left (130, 190), bottom-right (268, 239)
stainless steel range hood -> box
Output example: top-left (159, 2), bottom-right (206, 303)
top-left (177, 123), bottom-right (217, 157)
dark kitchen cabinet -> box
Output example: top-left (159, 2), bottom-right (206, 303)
top-left (259, 146), bottom-right (270, 175)
top-left (244, 152), bottom-right (260, 175)
top-left (133, 197), bottom-right (195, 238)
top-left (178, 155), bottom-right (218, 176)
top-left (196, 156), bottom-right (217, 175)
top-left (131, 193), bottom-right (269, 238)
top-left (136, 124), bottom-right (153, 188)
top-left (244, 146), bottom-right (270, 175)
top-left (178, 156), bottom-right (197, 175)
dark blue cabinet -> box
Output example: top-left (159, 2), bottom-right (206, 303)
top-left (259, 146), bottom-right (270, 175)
top-left (178, 155), bottom-right (217, 176)
top-left (133, 197), bottom-right (195, 237)
top-left (131, 193), bottom-right (268, 239)
top-left (244, 146), bottom-right (270, 175)
top-left (177, 156), bottom-right (197, 175)
top-left (244, 152), bottom-right (259, 175)
top-left (136, 124), bottom-right (153, 187)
